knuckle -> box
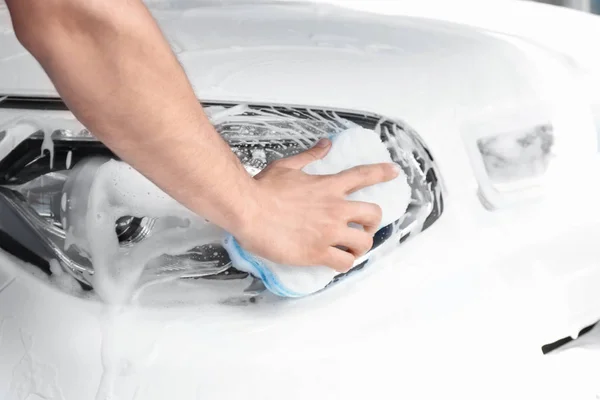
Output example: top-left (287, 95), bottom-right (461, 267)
top-left (308, 247), bottom-right (322, 262)
top-left (356, 165), bottom-right (371, 178)
top-left (364, 226), bottom-right (378, 235)
top-left (326, 226), bottom-right (342, 242)
top-left (341, 256), bottom-right (355, 271)
top-left (337, 204), bottom-right (351, 220)
top-left (326, 202), bottom-right (344, 219)
top-left (357, 235), bottom-right (373, 254)
top-left (324, 223), bottom-right (341, 240)
top-left (358, 202), bottom-right (382, 224)
top-left (310, 242), bottom-right (330, 260)
top-left (303, 148), bottom-right (320, 161)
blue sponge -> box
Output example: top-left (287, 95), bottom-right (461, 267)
top-left (222, 127), bottom-right (411, 297)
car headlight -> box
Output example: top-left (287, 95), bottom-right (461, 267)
top-left (0, 97), bottom-right (444, 299)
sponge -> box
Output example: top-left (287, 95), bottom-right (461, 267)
top-left (222, 127), bottom-right (412, 297)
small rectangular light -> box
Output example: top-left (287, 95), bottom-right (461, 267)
top-left (476, 123), bottom-right (554, 189)
top-left (462, 103), bottom-right (556, 210)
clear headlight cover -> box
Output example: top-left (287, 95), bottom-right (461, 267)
top-left (0, 98), bottom-right (444, 299)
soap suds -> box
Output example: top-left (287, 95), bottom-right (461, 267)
top-left (65, 150), bottom-right (72, 170)
top-left (60, 193), bottom-right (66, 213)
top-left (48, 259), bottom-right (84, 296)
top-left (64, 160), bottom-right (224, 304)
top-left (8, 330), bottom-right (66, 400)
top-left (62, 159), bottom-right (226, 399)
top-left (40, 129), bottom-right (54, 170)
top-left (0, 114), bottom-right (87, 171)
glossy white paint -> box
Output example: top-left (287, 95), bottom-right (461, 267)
top-left (1, 1), bottom-right (600, 399)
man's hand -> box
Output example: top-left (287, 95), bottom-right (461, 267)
top-left (234, 139), bottom-right (399, 272)
top-left (5, 0), bottom-right (398, 272)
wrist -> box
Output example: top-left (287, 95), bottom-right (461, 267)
top-left (224, 177), bottom-right (261, 238)
top-left (190, 157), bottom-right (261, 238)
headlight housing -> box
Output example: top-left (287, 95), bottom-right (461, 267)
top-left (0, 97), bottom-right (444, 300)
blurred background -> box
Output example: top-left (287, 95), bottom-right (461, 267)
top-left (530, 0), bottom-right (600, 14)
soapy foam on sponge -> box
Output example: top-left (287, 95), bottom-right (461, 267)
top-left (223, 126), bottom-right (412, 297)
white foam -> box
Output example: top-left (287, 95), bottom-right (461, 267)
top-left (41, 128), bottom-right (54, 169)
top-left (66, 150), bottom-right (73, 170)
top-left (64, 159), bottom-right (224, 305)
top-left (48, 259), bottom-right (84, 296)
top-left (61, 158), bottom-right (226, 399)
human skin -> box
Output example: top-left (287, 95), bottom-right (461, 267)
top-left (5, 0), bottom-right (399, 272)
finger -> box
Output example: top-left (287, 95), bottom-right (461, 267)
top-left (334, 163), bottom-right (399, 194)
top-left (343, 201), bottom-right (383, 235)
top-left (320, 247), bottom-right (356, 273)
top-left (336, 228), bottom-right (374, 258)
top-left (277, 138), bottom-right (331, 169)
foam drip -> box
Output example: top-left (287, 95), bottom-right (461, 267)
top-left (66, 150), bottom-right (73, 169)
top-left (64, 159), bottom-right (224, 304)
top-left (0, 114), bottom-right (87, 170)
top-left (62, 159), bottom-right (226, 400)
top-left (41, 128), bottom-right (54, 169)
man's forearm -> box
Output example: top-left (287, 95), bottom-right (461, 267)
top-left (6, 0), bottom-right (256, 233)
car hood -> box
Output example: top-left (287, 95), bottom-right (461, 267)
top-left (1, 0), bottom-right (599, 98)
top-left (1, 0), bottom-right (598, 163)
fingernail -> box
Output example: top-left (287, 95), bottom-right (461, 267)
top-left (315, 138), bottom-right (330, 148)
top-left (391, 163), bottom-right (401, 175)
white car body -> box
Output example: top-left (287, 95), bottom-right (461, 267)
top-left (1, 1), bottom-right (600, 399)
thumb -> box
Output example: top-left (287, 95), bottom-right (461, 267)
top-left (279, 138), bottom-right (331, 169)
